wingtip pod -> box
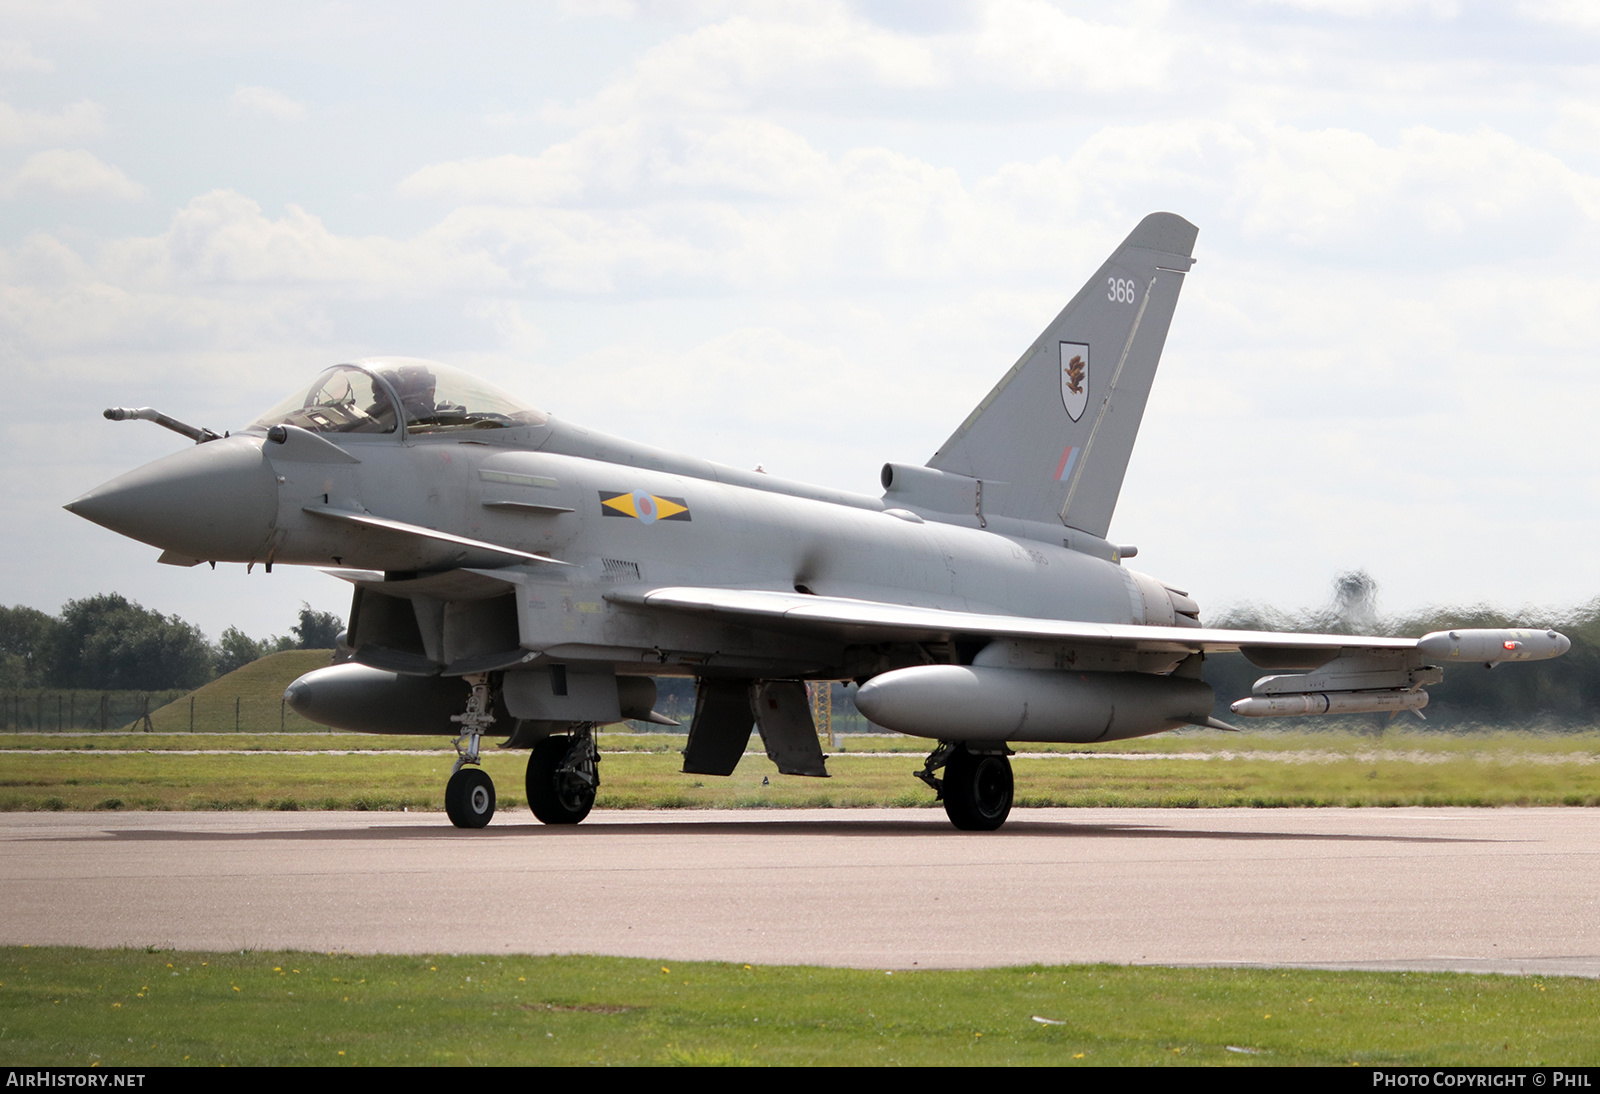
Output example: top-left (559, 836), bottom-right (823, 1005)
top-left (1416, 628), bottom-right (1570, 663)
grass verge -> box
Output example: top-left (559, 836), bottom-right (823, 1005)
top-left (2, 947), bottom-right (1595, 1066)
top-left (3, 732), bottom-right (1600, 811)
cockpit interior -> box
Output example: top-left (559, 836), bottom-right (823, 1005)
top-left (249, 359), bottom-right (547, 437)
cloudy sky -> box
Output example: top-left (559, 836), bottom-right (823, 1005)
top-left (3, 0), bottom-right (1597, 642)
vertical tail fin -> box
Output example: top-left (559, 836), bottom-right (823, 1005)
top-left (927, 212), bottom-right (1197, 539)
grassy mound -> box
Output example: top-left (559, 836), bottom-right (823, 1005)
top-left (147, 649), bottom-right (335, 733)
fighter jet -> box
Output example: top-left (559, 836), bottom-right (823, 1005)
top-left (66, 212), bottom-right (1569, 831)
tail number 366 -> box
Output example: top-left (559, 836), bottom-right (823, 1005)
top-left (1107, 277), bottom-right (1137, 303)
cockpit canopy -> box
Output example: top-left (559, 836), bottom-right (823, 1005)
top-left (249, 358), bottom-right (547, 437)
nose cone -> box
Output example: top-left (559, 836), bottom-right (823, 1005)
top-left (66, 435), bottom-right (278, 562)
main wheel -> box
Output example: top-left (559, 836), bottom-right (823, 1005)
top-left (445, 767), bottom-right (496, 829)
top-left (942, 746), bottom-right (1013, 831)
top-left (526, 735), bottom-right (596, 825)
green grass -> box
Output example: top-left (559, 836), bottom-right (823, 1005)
top-left (1, 947), bottom-right (1595, 1066)
top-left (1, 730), bottom-right (1599, 811)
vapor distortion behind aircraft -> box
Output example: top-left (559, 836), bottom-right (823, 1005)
top-left (67, 213), bottom-right (1569, 830)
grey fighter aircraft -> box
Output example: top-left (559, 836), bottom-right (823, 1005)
top-left (67, 213), bottom-right (1569, 831)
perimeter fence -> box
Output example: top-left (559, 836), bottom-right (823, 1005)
top-left (1, 689), bottom-right (187, 732)
top-left (1, 690), bottom-right (333, 733)
top-left (2, 679), bottom-right (887, 736)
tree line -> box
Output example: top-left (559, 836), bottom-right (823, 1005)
top-left (0, 594), bottom-right (343, 692)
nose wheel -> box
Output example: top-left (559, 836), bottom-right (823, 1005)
top-left (445, 767), bottom-right (496, 828)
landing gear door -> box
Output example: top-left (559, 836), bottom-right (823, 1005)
top-left (683, 678), bottom-right (755, 777)
top-left (752, 681), bottom-right (829, 777)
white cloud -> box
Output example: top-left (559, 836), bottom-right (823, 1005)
top-left (2, 148), bottom-right (144, 200)
top-left (1546, 100), bottom-right (1600, 154)
top-left (402, 153), bottom-right (588, 207)
top-left (554, 5), bottom-right (942, 121)
top-left (0, 40), bottom-right (53, 72)
top-left (0, 231), bottom-right (327, 363)
top-left (1517, 0), bottom-right (1600, 31)
top-left (399, 146), bottom-right (988, 295)
top-left (1230, 123), bottom-right (1600, 253)
top-left (967, 0), bottom-right (1172, 92)
top-left (401, 117), bottom-right (836, 205)
top-left (18, 109), bottom-right (1592, 316)
top-left (553, 2), bottom-right (1175, 122)
top-left (1251, 0), bottom-right (1459, 15)
top-left (394, 114), bottom-right (1600, 305)
top-left (102, 189), bottom-right (505, 292)
top-left (230, 85), bottom-right (306, 121)
top-left (972, 120), bottom-right (1600, 267)
top-left (1, 188), bottom-right (531, 317)
top-left (0, 99), bottom-right (105, 146)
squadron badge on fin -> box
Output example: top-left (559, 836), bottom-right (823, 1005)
top-left (1060, 342), bottom-right (1089, 422)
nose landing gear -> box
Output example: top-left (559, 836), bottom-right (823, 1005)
top-left (445, 673), bottom-right (497, 829)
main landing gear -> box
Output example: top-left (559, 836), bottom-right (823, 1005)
top-left (445, 674), bottom-right (497, 829)
top-left (441, 673), bottom-right (603, 829)
top-left (526, 728), bottom-right (599, 825)
top-left (915, 741), bottom-right (1014, 831)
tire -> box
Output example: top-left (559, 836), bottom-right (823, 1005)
top-left (942, 746), bottom-right (1013, 831)
top-left (445, 767), bottom-right (495, 829)
top-left (526, 735), bottom-right (596, 825)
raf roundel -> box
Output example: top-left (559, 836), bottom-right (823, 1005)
top-left (633, 490), bottom-right (657, 524)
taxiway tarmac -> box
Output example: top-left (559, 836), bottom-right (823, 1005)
top-left (2, 807), bottom-right (1597, 976)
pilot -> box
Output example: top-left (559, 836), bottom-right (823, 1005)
top-left (387, 364), bottom-right (438, 425)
